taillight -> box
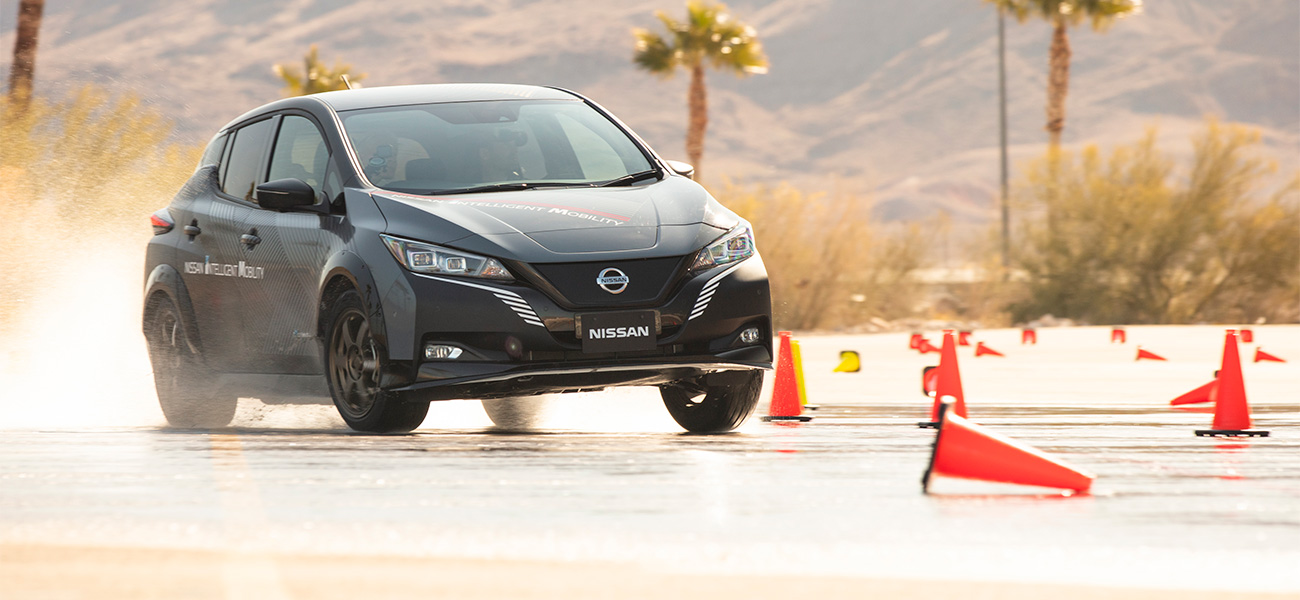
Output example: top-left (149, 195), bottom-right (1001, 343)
top-left (150, 209), bottom-right (174, 235)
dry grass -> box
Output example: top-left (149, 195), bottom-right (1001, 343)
top-left (1009, 120), bottom-right (1300, 325)
top-left (0, 87), bottom-right (201, 326)
top-left (714, 180), bottom-right (927, 330)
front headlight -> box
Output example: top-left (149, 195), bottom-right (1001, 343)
top-left (380, 234), bottom-right (513, 281)
top-left (691, 225), bottom-right (755, 272)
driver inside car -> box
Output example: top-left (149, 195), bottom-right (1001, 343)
top-left (480, 127), bottom-right (526, 182)
top-left (355, 131), bottom-right (400, 185)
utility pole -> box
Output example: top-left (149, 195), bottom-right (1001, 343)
top-left (997, 6), bottom-right (1011, 273)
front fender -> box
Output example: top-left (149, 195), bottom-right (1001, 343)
top-left (318, 250), bottom-right (384, 335)
top-left (317, 250), bottom-right (415, 387)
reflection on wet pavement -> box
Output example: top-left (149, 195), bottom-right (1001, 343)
top-left (2, 397), bottom-right (1298, 592)
top-left (2, 326), bottom-right (1298, 592)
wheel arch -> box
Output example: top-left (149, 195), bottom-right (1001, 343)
top-left (316, 251), bottom-right (386, 345)
top-left (317, 250), bottom-right (416, 392)
top-left (143, 264), bottom-right (203, 355)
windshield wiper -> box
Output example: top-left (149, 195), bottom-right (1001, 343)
top-left (600, 170), bottom-right (661, 187)
top-left (427, 181), bottom-right (581, 196)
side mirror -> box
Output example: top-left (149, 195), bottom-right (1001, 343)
top-left (665, 160), bottom-right (695, 180)
top-left (255, 178), bottom-right (318, 211)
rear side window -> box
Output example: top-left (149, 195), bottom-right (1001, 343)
top-left (221, 118), bottom-right (275, 202)
top-left (198, 133), bottom-right (226, 171)
top-left (267, 115), bottom-right (329, 200)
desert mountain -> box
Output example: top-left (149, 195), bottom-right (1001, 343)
top-left (4, 0), bottom-right (1296, 222)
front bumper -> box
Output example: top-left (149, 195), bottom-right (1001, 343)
top-left (380, 254), bottom-right (773, 402)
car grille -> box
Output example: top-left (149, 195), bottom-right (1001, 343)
top-left (527, 256), bottom-right (688, 308)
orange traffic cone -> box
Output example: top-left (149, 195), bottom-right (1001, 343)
top-left (1239, 329), bottom-right (1254, 343)
top-left (957, 330), bottom-right (973, 346)
top-left (974, 342), bottom-right (1004, 357)
top-left (917, 338), bottom-right (939, 354)
top-left (1136, 347), bottom-right (1167, 361)
top-left (921, 365), bottom-right (938, 396)
top-left (922, 401), bottom-right (1094, 494)
top-left (1111, 327), bottom-right (1126, 343)
top-left (919, 330), bottom-right (967, 429)
top-left (1170, 379), bottom-right (1217, 406)
top-left (761, 331), bottom-right (812, 423)
top-left (1197, 330), bottom-right (1267, 437)
top-left (1254, 348), bottom-right (1286, 363)
top-left (908, 332), bottom-right (923, 350)
top-left (1021, 328), bottom-right (1037, 344)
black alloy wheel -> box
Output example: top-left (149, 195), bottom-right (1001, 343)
top-left (146, 296), bottom-right (236, 428)
top-left (324, 290), bottom-right (428, 433)
top-left (660, 371), bottom-right (763, 433)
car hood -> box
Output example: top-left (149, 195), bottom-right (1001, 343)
top-left (370, 177), bottom-right (738, 263)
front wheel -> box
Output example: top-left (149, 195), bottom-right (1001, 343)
top-left (660, 371), bottom-right (763, 433)
top-left (324, 290), bottom-right (428, 433)
top-left (145, 296), bottom-right (237, 428)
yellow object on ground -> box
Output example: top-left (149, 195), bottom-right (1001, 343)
top-left (833, 350), bottom-right (860, 373)
top-left (791, 339), bottom-right (810, 406)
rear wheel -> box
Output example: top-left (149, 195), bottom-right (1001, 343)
top-left (325, 290), bottom-right (428, 433)
top-left (660, 371), bottom-right (763, 433)
top-left (145, 296), bottom-right (236, 428)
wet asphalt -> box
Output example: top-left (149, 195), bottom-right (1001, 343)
top-left (2, 326), bottom-right (1299, 593)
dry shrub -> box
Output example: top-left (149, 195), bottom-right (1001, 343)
top-left (714, 181), bottom-right (926, 330)
top-left (932, 246), bottom-right (1019, 328)
top-left (0, 87), bottom-right (201, 325)
top-left (1010, 119), bottom-right (1300, 324)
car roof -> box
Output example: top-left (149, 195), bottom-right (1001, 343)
top-left (313, 83), bottom-right (577, 112)
top-left (218, 84), bottom-right (580, 132)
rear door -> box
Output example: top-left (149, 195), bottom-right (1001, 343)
top-left (237, 113), bottom-right (339, 374)
top-left (175, 117), bottom-right (275, 372)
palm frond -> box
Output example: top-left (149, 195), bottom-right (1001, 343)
top-left (633, 29), bottom-right (678, 76)
top-left (632, 1), bottom-right (768, 77)
top-left (274, 44), bottom-right (366, 97)
top-left (987, 0), bottom-right (1140, 28)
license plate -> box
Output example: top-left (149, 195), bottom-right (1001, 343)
top-left (580, 310), bottom-right (657, 353)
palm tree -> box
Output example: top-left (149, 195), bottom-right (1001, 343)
top-left (7, 0), bottom-right (45, 109)
top-left (987, 0), bottom-right (1141, 149)
top-left (633, 1), bottom-right (768, 178)
top-left (273, 45), bottom-right (366, 97)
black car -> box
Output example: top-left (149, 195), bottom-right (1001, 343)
top-left (143, 84), bottom-right (772, 433)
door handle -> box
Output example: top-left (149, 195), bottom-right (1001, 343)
top-left (240, 229), bottom-right (261, 248)
top-left (183, 221), bottom-right (201, 237)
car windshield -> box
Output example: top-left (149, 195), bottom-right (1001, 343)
top-left (339, 99), bottom-right (656, 194)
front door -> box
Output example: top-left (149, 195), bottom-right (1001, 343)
top-left (237, 114), bottom-right (337, 375)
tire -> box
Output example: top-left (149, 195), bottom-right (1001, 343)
top-left (145, 296), bottom-right (237, 428)
top-left (660, 371), bottom-right (763, 433)
top-left (324, 290), bottom-right (428, 433)
top-left (481, 395), bottom-right (554, 431)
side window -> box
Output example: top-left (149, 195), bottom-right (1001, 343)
top-left (268, 115), bottom-right (330, 201)
top-left (198, 133), bottom-right (226, 171)
top-left (221, 118), bottom-right (275, 203)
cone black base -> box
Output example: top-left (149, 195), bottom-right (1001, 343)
top-left (761, 415), bottom-right (812, 422)
top-left (920, 403), bottom-right (950, 493)
top-left (1195, 429), bottom-right (1270, 437)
